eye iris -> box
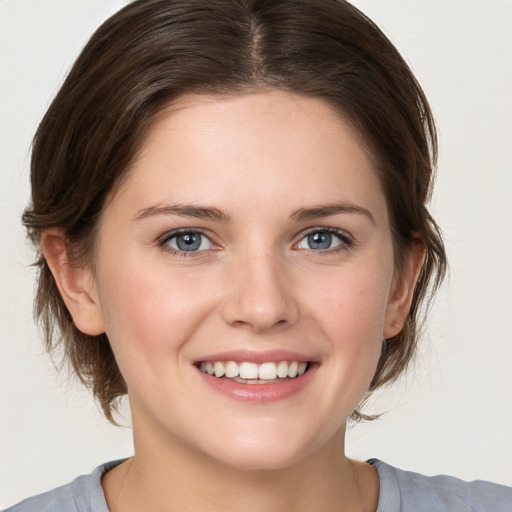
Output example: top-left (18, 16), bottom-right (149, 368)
top-left (176, 232), bottom-right (201, 251)
top-left (308, 231), bottom-right (332, 250)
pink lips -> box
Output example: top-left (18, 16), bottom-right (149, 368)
top-left (194, 350), bottom-right (318, 403)
top-left (195, 349), bottom-right (313, 364)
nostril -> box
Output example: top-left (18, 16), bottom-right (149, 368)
top-left (225, 315), bottom-right (291, 333)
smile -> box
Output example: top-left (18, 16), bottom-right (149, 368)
top-left (195, 357), bottom-right (317, 402)
top-left (198, 361), bottom-right (309, 382)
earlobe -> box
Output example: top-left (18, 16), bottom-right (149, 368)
top-left (384, 240), bottom-right (425, 339)
top-left (41, 229), bottom-right (105, 336)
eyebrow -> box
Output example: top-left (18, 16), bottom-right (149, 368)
top-left (133, 201), bottom-right (375, 225)
top-left (290, 202), bottom-right (376, 225)
top-left (133, 204), bottom-right (231, 222)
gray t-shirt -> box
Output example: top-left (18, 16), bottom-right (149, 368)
top-left (5, 459), bottom-right (512, 511)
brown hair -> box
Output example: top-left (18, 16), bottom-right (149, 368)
top-left (23, 0), bottom-right (446, 422)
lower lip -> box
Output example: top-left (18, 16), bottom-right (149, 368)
top-left (196, 364), bottom-right (318, 403)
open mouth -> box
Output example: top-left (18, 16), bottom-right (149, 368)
top-left (197, 361), bottom-right (310, 384)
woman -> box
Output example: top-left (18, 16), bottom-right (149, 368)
top-left (5, 0), bottom-right (511, 510)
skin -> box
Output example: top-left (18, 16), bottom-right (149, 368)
top-left (44, 90), bottom-right (423, 511)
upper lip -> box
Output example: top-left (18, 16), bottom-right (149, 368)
top-left (195, 349), bottom-right (316, 364)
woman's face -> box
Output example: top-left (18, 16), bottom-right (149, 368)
top-left (87, 90), bottom-right (410, 470)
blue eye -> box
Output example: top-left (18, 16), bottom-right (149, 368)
top-left (164, 231), bottom-right (213, 252)
top-left (297, 229), bottom-right (348, 251)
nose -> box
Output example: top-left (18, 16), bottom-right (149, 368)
top-left (220, 249), bottom-right (299, 333)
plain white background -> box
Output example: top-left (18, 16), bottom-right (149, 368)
top-left (1, 0), bottom-right (511, 507)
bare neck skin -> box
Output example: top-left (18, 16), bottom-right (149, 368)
top-left (102, 417), bottom-right (379, 512)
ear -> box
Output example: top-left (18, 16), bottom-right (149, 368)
top-left (383, 239), bottom-right (425, 339)
top-left (41, 229), bottom-right (105, 336)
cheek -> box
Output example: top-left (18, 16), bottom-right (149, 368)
top-left (311, 265), bottom-right (393, 340)
top-left (97, 259), bottom-right (217, 364)
top-left (319, 291), bottom-right (385, 377)
top-left (306, 259), bottom-right (393, 385)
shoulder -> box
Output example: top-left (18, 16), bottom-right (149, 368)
top-left (3, 460), bottom-right (123, 512)
top-left (369, 459), bottom-right (512, 512)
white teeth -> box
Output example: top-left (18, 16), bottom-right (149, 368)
top-left (288, 361), bottom-right (299, 378)
top-left (214, 362), bottom-right (225, 377)
top-left (239, 362), bottom-right (259, 379)
top-left (225, 361), bottom-right (238, 378)
top-left (276, 361), bottom-right (289, 378)
top-left (258, 362), bottom-right (277, 380)
top-left (200, 360), bottom-right (309, 380)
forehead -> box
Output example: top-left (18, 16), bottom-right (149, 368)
top-left (110, 90), bottom-right (387, 224)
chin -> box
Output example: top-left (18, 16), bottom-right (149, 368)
top-left (211, 447), bottom-right (305, 472)
top-left (199, 425), bottom-right (320, 472)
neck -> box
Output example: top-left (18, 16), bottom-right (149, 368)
top-left (103, 413), bottom-right (378, 512)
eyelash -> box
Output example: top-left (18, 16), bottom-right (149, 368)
top-left (295, 228), bottom-right (353, 253)
top-left (157, 227), bottom-right (353, 258)
top-left (158, 228), bottom-right (215, 258)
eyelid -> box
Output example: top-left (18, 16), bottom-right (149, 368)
top-left (155, 226), bottom-right (353, 256)
top-left (157, 228), bottom-right (220, 256)
top-left (294, 227), bottom-right (353, 250)
top-left (158, 227), bottom-right (208, 245)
